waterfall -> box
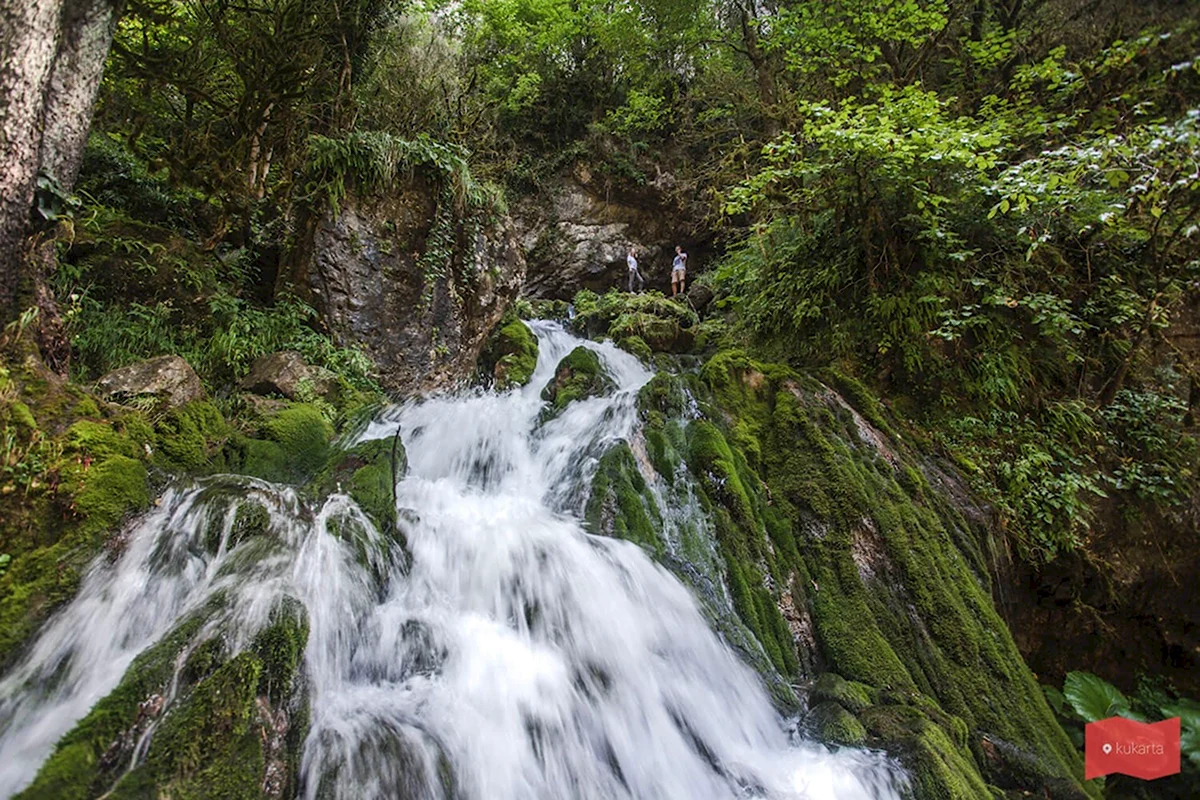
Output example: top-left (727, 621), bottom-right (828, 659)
top-left (0, 322), bottom-right (906, 800)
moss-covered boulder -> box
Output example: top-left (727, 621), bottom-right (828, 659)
top-left (811, 672), bottom-right (875, 713)
top-left (154, 400), bottom-right (231, 471)
top-left (571, 290), bottom-right (697, 353)
top-left (540, 346), bottom-right (614, 413)
top-left (227, 403), bottom-right (334, 484)
top-left (809, 701), bottom-right (868, 746)
top-left (684, 350), bottom-right (1090, 797)
top-left (309, 436), bottom-right (406, 538)
top-left (19, 591), bottom-right (311, 800)
top-left (480, 313), bottom-right (539, 389)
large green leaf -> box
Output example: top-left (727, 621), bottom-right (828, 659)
top-left (1163, 700), bottom-right (1200, 765)
top-left (1063, 671), bottom-right (1133, 723)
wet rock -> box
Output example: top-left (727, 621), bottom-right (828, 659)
top-left (285, 186), bottom-right (525, 396)
top-left (808, 701), bottom-right (867, 746)
top-left (95, 355), bottom-right (204, 408)
top-left (811, 673), bottom-right (874, 713)
top-left (541, 346), bottom-right (614, 413)
top-left (479, 313), bottom-right (538, 390)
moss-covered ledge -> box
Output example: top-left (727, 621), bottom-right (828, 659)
top-left (585, 349), bottom-right (1093, 799)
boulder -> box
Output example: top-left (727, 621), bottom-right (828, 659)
top-left (284, 186), bottom-right (525, 396)
top-left (541, 346), bottom-right (614, 412)
top-left (95, 355), bottom-right (205, 408)
top-left (240, 351), bottom-right (338, 400)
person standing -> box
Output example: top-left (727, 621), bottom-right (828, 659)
top-left (627, 246), bottom-right (644, 293)
top-left (671, 245), bottom-right (688, 297)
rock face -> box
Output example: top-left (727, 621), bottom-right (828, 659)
top-left (511, 166), bottom-right (709, 299)
top-left (286, 182), bottom-right (525, 396)
top-left (95, 355), bottom-right (205, 407)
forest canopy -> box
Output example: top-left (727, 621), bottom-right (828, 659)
top-left (15, 0), bottom-right (1200, 561)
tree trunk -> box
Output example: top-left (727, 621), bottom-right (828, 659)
top-left (0, 0), bottom-right (122, 370)
top-left (39, 0), bottom-right (125, 188)
top-left (0, 0), bottom-right (63, 327)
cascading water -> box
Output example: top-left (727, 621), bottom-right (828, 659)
top-left (0, 321), bottom-right (907, 800)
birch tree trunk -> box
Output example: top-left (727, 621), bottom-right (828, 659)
top-left (0, 0), bottom-right (63, 327)
top-left (39, 0), bottom-right (125, 189)
top-left (0, 0), bottom-right (122, 366)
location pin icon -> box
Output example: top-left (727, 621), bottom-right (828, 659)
top-left (1102, 743), bottom-right (1113, 754)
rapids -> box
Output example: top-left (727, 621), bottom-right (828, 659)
top-left (0, 322), bottom-right (907, 799)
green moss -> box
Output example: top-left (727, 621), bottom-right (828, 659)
top-left (812, 672), bottom-right (875, 712)
top-left (65, 419), bottom-right (142, 461)
top-left (140, 652), bottom-right (264, 784)
top-left (585, 443), bottom-right (663, 555)
top-left (677, 348), bottom-right (1090, 797)
top-left (10, 401), bottom-right (36, 430)
top-left (72, 397), bottom-right (101, 418)
top-left (154, 400), bottom-right (229, 471)
top-left (571, 290), bottom-right (697, 352)
top-left (0, 538), bottom-right (84, 670)
top-left (809, 701), bottom-right (868, 746)
top-left (308, 436), bottom-right (404, 536)
top-left (482, 314), bottom-right (539, 389)
top-left (541, 347), bottom-right (615, 412)
top-left (72, 455), bottom-right (150, 536)
top-left (860, 704), bottom-right (992, 800)
top-left (231, 435), bottom-right (290, 482)
top-left (617, 335), bottom-right (653, 362)
top-left (251, 596), bottom-right (309, 705)
top-left (260, 402), bottom-right (336, 479)
top-left (17, 612), bottom-right (210, 799)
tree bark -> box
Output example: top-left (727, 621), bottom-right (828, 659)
top-left (0, 0), bottom-right (63, 327)
top-left (0, 0), bottom-right (122, 372)
top-left (39, 0), bottom-right (125, 189)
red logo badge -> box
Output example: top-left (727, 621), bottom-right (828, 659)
top-left (1085, 716), bottom-right (1181, 780)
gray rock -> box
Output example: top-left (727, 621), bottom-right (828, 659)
top-left (241, 351), bottom-right (317, 399)
top-left (510, 168), bottom-right (709, 299)
top-left (285, 186), bottom-right (525, 396)
top-left (95, 355), bottom-right (205, 408)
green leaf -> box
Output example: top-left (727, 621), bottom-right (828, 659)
top-left (1063, 671), bottom-right (1131, 722)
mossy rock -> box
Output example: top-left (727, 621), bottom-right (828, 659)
top-left (609, 312), bottom-right (694, 353)
top-left (617, 335), bottom-right (653, 362)
top-left (670, 347), bottom-right (1091, 798)
top-left (251, 596), bottom-right (309, 706)
top-left (308, 436), bottom-right (406, 537)
top-left (72, 455), bottom-right (151, 537)
top-left (811, 672), bottom-right (875, 713)
top-left (540, 346), bottom-right (614, 413)
top-left (262, 405), bottom-right (333, 476)
top-left (481, 313), bottom-right (539, 390)
top-left (153, 400), bottom-right (230, 472)
top-left (860, 704), bottom-right (994, 800)
top-left (571, 290), bottom-right (697, 346)
top-left (230, 403), bottom-right (334, 483)
top-left (585, 442), bottom-right (663, 555)
top-left (809, 700), bottom-right (868, 746)
top-left (17, 611), bottom-right (212, 799)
